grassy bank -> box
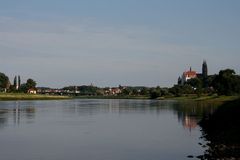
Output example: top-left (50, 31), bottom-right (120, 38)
top-left (74, 95), bottom-right (149, 100)
top-left (1, 93), bottom-right (238, 102)
top-left (0, 93), bottom-right (71, 101)
top-left (74, 94), bottom-right (240, 102)
top-left (166, 95), bottom-right (239, 102)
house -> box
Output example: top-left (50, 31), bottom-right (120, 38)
top-left (28, 88), bottom-right (37, 94)
top-left (104, 87), bottom-right (122, 95)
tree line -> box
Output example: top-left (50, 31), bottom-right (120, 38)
top-left (1, 68), bottom-right (239, 97)
top-left (170, 68), bottom-right (240, 97)
top-left (0, 72), bottom-right (37, 93)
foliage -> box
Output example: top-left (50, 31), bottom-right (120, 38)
top-left (13, 76), bottom-right (17, 87)
top-left (0, 72), bottom-right (10, 90)
top-left (211, 69), bottom-right (240, 95)
top-left (26, 79), bottom-right (37, 89)
top-left (149, 86), bottom-right (161, 99)
top-left (19, 78), bottom-right (37, 93)
top-left (63, 85), bottom-right (100, 95)
top-left (169, 84), bottom-right (194, 96)
top-left (186, 77), bottom-right (202, 89)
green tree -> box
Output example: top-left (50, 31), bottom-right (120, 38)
top-left (169, 84), bottom-right (194, 96)
top-left (122, 88), bottom-right (131, 95)
top-left (187, 78), bottom-right (202, 89)
top-left (150, 87), bottom-right (161, 99)
top-left (18, 75), bottom-right (21, 87)
top-left (19, 83), bottom-right (28, 93)
top-left (132, 89), bottom-right (139, 95)
top-left (212, 69), bottom-right (240, 95)
top-left (13, 76), bottom-right (17, 88)
top-left (140, 87), bottom-right (149, 96)
top-left (0, 72), bottom-right (10, 90)
top-left (26, 79), bottom-right (37, 89)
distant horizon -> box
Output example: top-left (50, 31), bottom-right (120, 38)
top-left (1, 1), bottom-right (240, 88)
top-left (4, 60), bottom-right (238, 89)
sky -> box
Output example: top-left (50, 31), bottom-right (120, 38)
top-left (0, 0), bottom-right (240, 88)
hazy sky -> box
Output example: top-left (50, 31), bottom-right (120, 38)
top-left (0, 0), bottom-right (240, 88)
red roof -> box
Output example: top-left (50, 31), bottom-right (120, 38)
top-left (184, 71), bottom-right (197, 78)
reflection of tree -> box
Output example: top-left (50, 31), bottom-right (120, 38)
top-left (0, 102), bottom-right (36, 128)
top-left (14, 106), bottom-right (36, 124)
top-left (0, 109), bottom-right (8, 128)
top-left (198, 99), bottom-right (240, 159)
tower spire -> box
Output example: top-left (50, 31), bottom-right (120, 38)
top-left (202, 60), bottom-right (208, 87)
top-left (202, 60), bottom-right (208, 78)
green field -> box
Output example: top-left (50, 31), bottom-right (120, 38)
top-left (0, 93), bottom-right (71, 101)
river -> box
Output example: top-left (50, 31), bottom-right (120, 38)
top-left (0, 99), bottom-right (218, 160)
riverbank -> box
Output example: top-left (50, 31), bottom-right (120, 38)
top-left (74, 94), bottom-right (239, 102)
top-left (198, 98), bottom-right (240, 159)
top-left (0, 93), bottom-right (238, 102)
top-left (0, 93), bottom-right (71, 101)
top-left (74, 95), bottom-right (149, 100)
top-left (167, 95), bottom-right (239, 102)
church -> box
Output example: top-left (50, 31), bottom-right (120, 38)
top-left (178, 60), bottom-right (208, 85)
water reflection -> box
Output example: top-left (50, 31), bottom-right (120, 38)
top-left (0, 101), bottom-right (36, 127)
top-left (0, 99), bottom-right (222, 160)
top-left (0, 99), bottom-right (219, 130)
top-left (172, 101), bottom-right (220, 131)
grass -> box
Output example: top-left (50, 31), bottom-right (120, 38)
top-left (0, 93), bottom-right (71, 101)
top-left (167, 95), bottom-right (239, 102)
top-left (1, 92), bottom-right (238, 102)
top-left (74, 95), bottom-right (149, 100)
top-left (74, 94), bottom-right (239, 103)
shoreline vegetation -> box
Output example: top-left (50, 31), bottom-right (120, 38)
top-left (1, 68), bottom-right (240, 102)
top-left (0, 93), bottom-right (70, 101)
top-left (0, 93), bottom-right (239, 102)
top-left (74, 94), bottom-right (239, 102)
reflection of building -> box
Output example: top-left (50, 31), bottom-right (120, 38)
top-left (183, 115), bottom-right (198, 131)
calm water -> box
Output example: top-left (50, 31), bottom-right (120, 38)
top-left (0, 99), bottom-right (218, 160)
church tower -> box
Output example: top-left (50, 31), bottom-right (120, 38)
top-left (202, 60), bottom-right (208, 79)
top-left (202, 60), bottom-right (208, 87)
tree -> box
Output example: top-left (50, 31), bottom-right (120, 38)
top-left (187, 78), bottom-right (202, 89)
top-left (140, 87), bottom-right (149, 96)
top-left (18, 75), bottom-right (21, 87)
top-left (26, 79), bottom-right (37, 89)
top-left (0, 72), bottom-right (10, 90)
top-left (150, 86), bottom-right (161, 99)
top-left (212, 69), bottom-right (240, 95)
top-left (13, 76), bottom-right (17, 88)
top-left (19, 83), bottom-right (28, 93)
top-left (169, 84), bottom-right (194, 96)
top-left (122, 88), bottom-right (131, 95)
